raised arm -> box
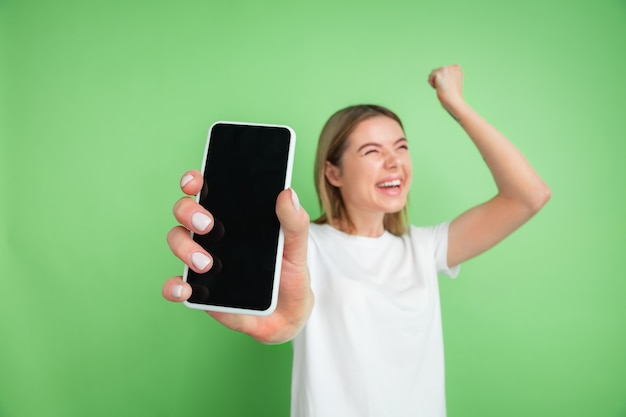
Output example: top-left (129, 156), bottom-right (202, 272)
top-left (428, 65), bottom-right (551, 267)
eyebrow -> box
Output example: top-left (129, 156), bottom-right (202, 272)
top-left (357, 137), bottom-right (408, 153)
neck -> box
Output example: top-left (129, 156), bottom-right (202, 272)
top-left (331, 211), bottom-right (386, 238)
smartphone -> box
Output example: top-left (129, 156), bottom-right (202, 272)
top-left (183, 121), bottom-right (296, 316)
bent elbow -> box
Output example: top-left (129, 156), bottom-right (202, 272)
top-left (529, 183), bottom-right (552, 214)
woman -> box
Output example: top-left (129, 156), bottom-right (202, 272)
top-left (162, 65), bottom-right (551, 416)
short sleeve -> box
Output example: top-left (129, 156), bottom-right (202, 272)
top-left (429, 222), bottom-right (460, 278)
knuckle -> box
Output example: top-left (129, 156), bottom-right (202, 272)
top-left (172, 197), bottom-right (191, 219)
top-left (167, 226), bottom-right (188, 248)
top-left (166, 226), bottom-right (179, 242)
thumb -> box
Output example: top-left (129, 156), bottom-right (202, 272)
top-left (276, 188), bottom-right (310, 267)
top-left (428, 68), bottom-right (443, 90)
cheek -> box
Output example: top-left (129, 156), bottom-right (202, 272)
top-left (343, 159), bottom-right (376, 182)
top-left (340, 167), bottom-right (376, 198)
top-left (406, 163), bottom-right (413, 179)
top-left (404, 159), bottom-right (413, 186)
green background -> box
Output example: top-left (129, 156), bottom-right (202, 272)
top-left (1, 0), bottom-right (625, 416)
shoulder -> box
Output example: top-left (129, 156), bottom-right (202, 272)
top-left (404, 223), bottom-right (453, 256)
top-left (307, 223), bottom-right (334, 254)
top-left (409, 222), bottom-right (460, 276)
top-left (407, 223), bottom-right (451, 241)
top-left (308, 222), bottom-right (328, 240)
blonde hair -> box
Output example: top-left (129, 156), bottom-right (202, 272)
top-left (313, 104), bottom-right (409, 236)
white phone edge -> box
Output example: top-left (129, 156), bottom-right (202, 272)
top-left (182, 120), bottom-right (296, 316)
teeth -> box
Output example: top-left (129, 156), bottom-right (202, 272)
top-left (378, 180), bottom-right (401, 188)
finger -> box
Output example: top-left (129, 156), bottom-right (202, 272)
top-left (428, 69), bottom-right (439, 89)
top-left (180, 170), bottom-right (203, 196)
top-left (276, 188), bottom-right (310, 269)
top-left (162, 276), bottom-right (193, 302)
top-left (441, 64), bottom-right (463, 82)
top-left (173, 196), bottom-right (214, 235)
top-left (274, 189), bottom-right (314, 323)
top-left (167, 226), bottom-right (213, 273)
top-left (429, 66), bottom-right (446, 89)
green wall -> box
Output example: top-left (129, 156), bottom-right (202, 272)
top-left (1, 0), bottom-right (625, 416)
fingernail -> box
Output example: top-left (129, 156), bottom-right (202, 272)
top-left (171, 284), bottom-right (183, 298)
top-left (191, 252), bottom-right (211, 270)
top-left (290, 188), bottom-right (301, 212)
top-left (191, 212), bottom-right (212, 231)
top-left (181, 174), bottom-right (194, 188)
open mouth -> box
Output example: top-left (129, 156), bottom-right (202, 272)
top-left (376, 179), bottom-right (401, 190)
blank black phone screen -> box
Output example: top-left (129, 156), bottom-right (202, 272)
top-left (186, 123), bottom-right (292, 312)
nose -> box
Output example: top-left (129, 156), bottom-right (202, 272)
top-left (383, 150), bottom-right (399, 169)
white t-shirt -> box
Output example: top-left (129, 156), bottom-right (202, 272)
top-left (291, 223), bottom-right (459, 417)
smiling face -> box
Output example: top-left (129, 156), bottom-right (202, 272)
top-left (324, 115), bottom-right (412, 234)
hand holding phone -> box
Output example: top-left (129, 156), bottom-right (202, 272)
top-left (164, 121), bottom-right (314, 342)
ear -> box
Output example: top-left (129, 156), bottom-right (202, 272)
top-left (324, 161), bottom-right (343, 187)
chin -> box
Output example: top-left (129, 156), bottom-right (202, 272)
top-left (382, 201), bottom-right (407, 214)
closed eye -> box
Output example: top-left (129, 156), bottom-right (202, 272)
top-left (358, 138), bottom-right (407, 156)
